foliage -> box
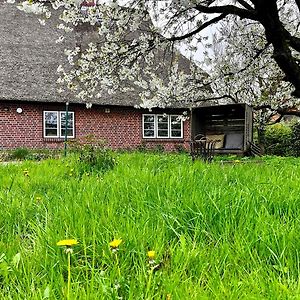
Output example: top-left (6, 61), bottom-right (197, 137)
top-left (264, 123), bottom-right (293, 156)
top-left (208, 18), bottom-right (300, 127)
top-left (290, 121), bottom-right (300, 156)
top-left (10, 0), bottom-right (300, 110)
top-left (68, 135), bottom-right (116, 174)
top-left (1, 153), bottom-right (300, 298)
top-left (10, 147), bottom-right (30, 160)
top-left (0, 149), bottom-right (60, 162)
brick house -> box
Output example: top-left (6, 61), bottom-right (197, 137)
top-left (0, 1), bottom-right (253, 153)
top-left (0, 1), bottom-right (192, 151)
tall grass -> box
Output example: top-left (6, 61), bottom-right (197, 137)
top-left (0, 153), bottom-right (300, 299)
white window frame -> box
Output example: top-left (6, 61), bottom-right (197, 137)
top-left (142, 114), bottom-right (156, 138)
top-left (156, 114), bottom-right (170, 139)
top-left (170, 115), bottom-right (183, 138)
top-left (142, 114), bottom-right (183, 139)
top-left (43, 111), bottom-right (75, 138)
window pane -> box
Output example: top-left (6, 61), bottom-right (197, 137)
top-left (143, 115), bottom-right (155, 138)
top-left (61, 128), bottom-right (74, 137)
top-left (60, 112), bottom-right (74, 137)
top-left (157, 115), bottom-right (168, 123)
top-left (44, 112), bottom-right (58, 137)
top-left (144, 115), bottom-right (154, 122)
top-left (170, 116), bottom-right (182, 138)
top-left (60, 112), bottom-right (73, 127)
top-left (157, 115), bottom-right (169, 137)
top-left (171, 130), bottom-right (182, 137)
top-left (45, 129), bottom-right (58, 137)
top-left (158, 122), bottom-right (168, 130)
top-left (144, 130), bottom-right (155, 137)
top-left (144, 123), bottom-right (154, 130)
top-left (45, 112), bottom-right (57, 127)
top-left (158, 130), bottom-right (168, 137)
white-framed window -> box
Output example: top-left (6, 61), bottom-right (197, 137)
top-left (43, 111), bottom-right (75, 138)
top-left (142, 114), bottom-right (183, 139)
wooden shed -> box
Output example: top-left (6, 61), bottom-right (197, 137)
top-left (191, 103), bottom-right (253, 154)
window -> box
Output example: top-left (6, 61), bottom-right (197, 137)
top-left (44, 111), bottom-right (75, 138)
top-left (142, 114), bottom-right (183, 139)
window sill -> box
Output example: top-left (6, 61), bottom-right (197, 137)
top-left (43, 138), bottom-right (74, 142)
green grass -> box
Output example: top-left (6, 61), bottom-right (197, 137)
top-left (1, 153), bottom-right (300, 299)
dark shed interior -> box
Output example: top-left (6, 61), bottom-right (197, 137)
top-left (191, 103), bottom-right (253, 154)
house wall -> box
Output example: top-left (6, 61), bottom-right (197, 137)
top-left (0, 102), bottom-right (191, 151)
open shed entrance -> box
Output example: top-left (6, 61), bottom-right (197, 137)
top-left (191, 103), bottom-right (253, 155)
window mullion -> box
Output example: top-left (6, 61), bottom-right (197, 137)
top-left (168, 115), bottom-right (171, 138)
top-left (155, 115), bottom-right (158, 138)
top-left (59, 112), bottom-right (61, 138)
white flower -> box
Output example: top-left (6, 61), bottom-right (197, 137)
top-left (56, 36), bottom-right (65, 44)
top-left (38, 18), bottom-right (46, 26)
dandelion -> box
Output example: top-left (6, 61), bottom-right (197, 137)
top-left (109, 239), bottom-right (122, 277)
top-left (147, 250), bottom-right (155, 264)
top-left (57, 239), bottom-right (78, 300)
top-left (234, 160), bottom-right (241, 163)
top-left (57, 239), bottom-right (78, 247)
top-left (146, 249), bottom-right (157, 297)
top-left (109, 239), bottom-right (122, 251)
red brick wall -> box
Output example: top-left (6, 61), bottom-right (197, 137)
top-left (0, 102), bottom-right (191, 151)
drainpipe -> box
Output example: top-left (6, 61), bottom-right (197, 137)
top-left (64, 102), bottom-right (69, 157)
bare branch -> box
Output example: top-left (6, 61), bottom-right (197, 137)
top-left (194, 94), bottom-right (238, 103)
top-left (168, 13), bottom-right (227, 42)
top-left (224, 42), bottom-right (271, 76)
top-left (194, 4), bottom-right (258, 20)
top-left (235, 0), bottom-right (254, 10)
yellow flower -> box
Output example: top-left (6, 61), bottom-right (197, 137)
top-left (109, 239), bottom-right (122, 249)
top-left (234, 160), bottom-right (241, 163)
top-left (57, 239), bottom-right (78, 247)
top-left (147, 250), bottom-right (155, 260)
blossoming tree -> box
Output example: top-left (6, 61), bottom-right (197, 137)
top-left (206, 16), bottom-right (300, 146)
top-left (9, 0), bottom-right (300, 113)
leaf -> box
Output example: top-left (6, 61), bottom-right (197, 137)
top-left (43, 286), bottom-right (50, 299)
top-left (12, 253), bottom-right (21, 269)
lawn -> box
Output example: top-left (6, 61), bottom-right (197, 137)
top-left (1, 153), bottom-right (300, 299)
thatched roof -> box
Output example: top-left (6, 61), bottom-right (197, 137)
top-left (0, 1), bottom-right (195, 107)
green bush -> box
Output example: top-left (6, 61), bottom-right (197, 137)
top-left (10, 147), bottom-right (30, 160)
top-left (290, 121), bottom-right (300, 156)
top-left (264, 123), bottom-right (292, 156)
top-left (69, 135), bottom-right (116, 173)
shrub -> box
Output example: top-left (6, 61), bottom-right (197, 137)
top-left (69, 135), bottom-right (116, 173)
top-left (290, 121), bottom-right (300, 156)
top-left (264, 123), bottom-right (292, 156)
top-left (10, 147), bottom-right (30, 160)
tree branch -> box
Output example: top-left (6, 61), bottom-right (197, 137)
top-left (168, 13), bottom-right (227, 42)
top-left (194, 4), bottom-right (258, 20)
top-left (224, 42), bottom-right (271, 76)
top-left (194, 94), bottom-right (238, 103)
top-left (235, 0), bottom-right (254, 10)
